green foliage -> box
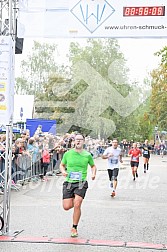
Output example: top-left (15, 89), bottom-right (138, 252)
top-left (34, 38), bottom-right (153, 140)
top-left (67, 39), bottom-right (141, 139)
top-left (16, 39), bottom-right (156, 140)
top-left (150, 48), bottom-right (167, 130)
top-left (15, 41), bottom-right (58, 95)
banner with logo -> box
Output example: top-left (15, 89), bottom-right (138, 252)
top-left (18, 0), bottom-right (167, 38)
top-left (0, 36), bottom-right (14, 124)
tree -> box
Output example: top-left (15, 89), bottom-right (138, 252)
top-left (67, 39), bottom-right (153, 139)
top-left (34, 38), bottom-right (151, 140)
top-left (15, 41), bottom-right (58, 95)
top-left (66, 39), bottom-right (131, 138)
top-left (137, 110), bottom-right (153, 141)
top-left (35, 38), bottom-right (144, 138)
top-left (150, 47), bottom-right (167, 130)
top-left (34, 75), bottom-right (74, 120)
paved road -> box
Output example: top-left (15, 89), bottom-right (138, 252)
top-left (0, 154), bottom-right (167, 251)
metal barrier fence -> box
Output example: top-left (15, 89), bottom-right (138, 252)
top-left (0, 144), bottom-right (106, 232)
top-left (0, 144), bottom-right (106, 194)
top-left (0, 148), bottom-right (62, 234)
top-left (0, 150), bottom-right (61, 190)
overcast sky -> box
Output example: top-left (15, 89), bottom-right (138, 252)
top-left (118, 38), bottom-right (167, 83)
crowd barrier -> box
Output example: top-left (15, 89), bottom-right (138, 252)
top-left (0, 150), bottom-right (61, 192)
top-left (0, 144), bottom-right (108, 192)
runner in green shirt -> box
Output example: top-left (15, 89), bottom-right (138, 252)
top-left (60, 134), bottom-right (97, 238)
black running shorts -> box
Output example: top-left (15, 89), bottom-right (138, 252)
top-left (107, 168), bottom-right (119, 181)
top-left (130, 161), bottom-right (139, 168)
top-left (143, 155), bottom-right (150, 159)
top-left (62, 181), bottom-right (88, 199)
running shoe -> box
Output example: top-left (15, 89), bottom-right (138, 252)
top-left (71, 228), bottom-right (78, 237)
top-left (111, 191), bottom-right (115, 197)
top-left (133, 177), bottom-right (135, 181)
top-left (136, 172), bottom-right (138, 178)
top-left (144, 170), bottom-right (146, 173)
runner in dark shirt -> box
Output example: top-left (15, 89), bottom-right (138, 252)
top-left (141, 140), bottom-right (152, 173)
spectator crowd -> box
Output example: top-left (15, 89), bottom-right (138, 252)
top-left (0, 129), bottom-right (166, 193)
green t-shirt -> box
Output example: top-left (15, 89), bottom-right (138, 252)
top-left (61, 149), bottom-right (95, 183)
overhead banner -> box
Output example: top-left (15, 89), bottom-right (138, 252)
top-left (18, 0), bottom-right (167, 38)
top-left (0, 36), bottom-right (14, 124)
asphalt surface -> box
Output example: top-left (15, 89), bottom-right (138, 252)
top-left (0, 154), bottom-right (167, 252)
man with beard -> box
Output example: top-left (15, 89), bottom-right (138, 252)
top-left (60, 134), bottom-right (96, 238)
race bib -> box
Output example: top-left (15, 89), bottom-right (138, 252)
top-left (132, 157), bottom-right (137, 161)
top-left (111, 159), bottom-right (118, 164)
top-left (69, 172), bottom-right (82, 181)
top-left (143, 150), bottom-right (148, 155)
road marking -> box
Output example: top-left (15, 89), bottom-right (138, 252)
top-left (0, 236), bottom-right (166, 250)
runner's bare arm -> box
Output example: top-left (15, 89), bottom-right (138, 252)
top-left (91, 165), bottom-right (97, 180)
top-left (102, 153), bottom-right (113, 159)
top-left (119, 153), bottom-right (123, 163)
top-left (60, 162), bottom-right (68, 177)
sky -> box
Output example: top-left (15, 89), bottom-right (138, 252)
top-left (15, 37), bottom-right (167, 84)
top-left (118, 38), bottom-right (167, 83)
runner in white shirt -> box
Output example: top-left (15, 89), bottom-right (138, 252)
top-left (102, 139), bottom-right (123, 197)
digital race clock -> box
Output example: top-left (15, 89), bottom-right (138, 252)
top-left (123, 6), bottom-right (165, 16)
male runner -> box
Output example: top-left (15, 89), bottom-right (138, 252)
top-left (60, 134), bottom-right (96, 237)
top-left (102, 139), bottom-right (123, 197)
